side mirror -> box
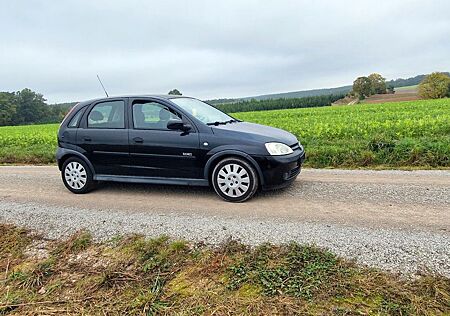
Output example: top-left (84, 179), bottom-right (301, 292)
top-left (167, 119), bottom-right (191, 132)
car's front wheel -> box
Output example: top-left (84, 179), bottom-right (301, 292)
top-left (61, 157), bottom-right (96, 194)
top-left (212, 157), bottom-right (259, 202)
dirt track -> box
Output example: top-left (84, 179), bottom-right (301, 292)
top-left (0, 166), bottom-right (448, 232)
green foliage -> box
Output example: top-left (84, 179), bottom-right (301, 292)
top-left (168, 89), bottom-right (182, 95)
top-left (368, 73), bottom-right (387, 94)
top-left (0, 89), bottom-right (71, 126)
top-left (418, 72), bottom-right (450, 99)
top-left (0, 123), bottom-right (58, 163)
top-left (352, 76), bottom-right (372, 99)
top-left (128, 235), bottom-right (191, 274)
top-left (227, 243), bottom-right (343, 298)
top-left (12, 89), bottom-right (49, 125)
top-left (214, 94), bottom-right (344, 113)
top-left (0, 92), bottom-right (17, 126)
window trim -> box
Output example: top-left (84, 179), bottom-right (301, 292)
top-left (86, 100), bottom-right (126, 130)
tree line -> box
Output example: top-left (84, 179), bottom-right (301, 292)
top-left (387, 72), bottom-right (449, 88)
top-left (0, 89), bottom-right (72, 126)
top-left (213, 94), bottom-right (345, 113)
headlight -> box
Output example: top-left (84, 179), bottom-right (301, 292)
top-left (265, 142), bottom-right (294, 156)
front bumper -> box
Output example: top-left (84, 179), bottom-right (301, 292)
top-left (254, 148), bottom-right (306, 190)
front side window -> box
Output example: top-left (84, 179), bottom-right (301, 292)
top-left (133, 101), bottom-right (180, 130)
top-left (170, 97), bottom-right (233, 125)
top-left (88, 100), bottom-right (125, 129)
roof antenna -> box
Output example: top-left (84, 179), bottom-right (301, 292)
top-left (96, 74), bottom-right (109, 97)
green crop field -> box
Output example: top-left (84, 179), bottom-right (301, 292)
top-left (0, 98), bottom-right (449, 168)
top-left (0, 123), bottom-right (59, 164)
top-left (234, 98), bottom-right (450, 168)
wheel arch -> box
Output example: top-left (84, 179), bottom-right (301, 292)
top-left (57, 148), bottom-right (96, 175)
top-left (204, 150), bottom-right (264, 186)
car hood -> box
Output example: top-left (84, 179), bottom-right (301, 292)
top-left (211, 122), bottom-right (298, 145)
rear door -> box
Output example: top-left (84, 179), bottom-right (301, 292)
top-left (128, 98), bottom-right (201, 179)
top-left (76, 98), bottom-right (130, 175)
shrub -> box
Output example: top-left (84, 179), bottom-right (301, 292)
top-left (418, 72), bottom-right (450, 99)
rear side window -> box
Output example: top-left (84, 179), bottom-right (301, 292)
top-left (88, 100), bottom-right (125, 129)
top-left (67, 108), bottom-right (84, 128)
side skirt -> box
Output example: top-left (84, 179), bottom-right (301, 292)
top-left (94, 175), bottom-right (209, 187)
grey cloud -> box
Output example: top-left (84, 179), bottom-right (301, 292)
top-left (1, 0), bottom-right (449, 102)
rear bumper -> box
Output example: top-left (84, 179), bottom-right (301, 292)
top-left (55, 147), bottom-right (65, 170)
top-left (254, 149), bottom-right (306, 190)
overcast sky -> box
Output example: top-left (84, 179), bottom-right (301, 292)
top-left (1, 0), bottom-right (449, 103)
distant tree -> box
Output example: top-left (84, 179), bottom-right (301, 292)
top-left (387, 85), bottom-right (395, 94)
top-left (352, 77), bottom-right (372, 99)
top-left (168, 89), bottom-right (182, 95)
top-left (418, 72), bottom-right (450, 99)
top-left (368, 73), bottom-right (387, 94)
top-left (12, 88), bottom-right (49, 125)
top-left (0, 92), bottom-right (17, 126)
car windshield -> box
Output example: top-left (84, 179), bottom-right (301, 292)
top-left (170, 97), bottom-right (235, 125)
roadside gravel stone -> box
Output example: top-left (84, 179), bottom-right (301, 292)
top-left (1, 200), bottom-right (449, 278)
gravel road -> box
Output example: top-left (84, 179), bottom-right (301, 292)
top-left (0, 166), bottom-right (449, 277)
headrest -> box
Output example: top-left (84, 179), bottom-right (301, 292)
top-left (90, 110), bottom-right (104, 122)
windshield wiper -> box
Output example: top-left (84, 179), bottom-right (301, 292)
top-left (206, 119), bottom-right (240, 126)
top-left (206, 121), bottom-right (227, 126)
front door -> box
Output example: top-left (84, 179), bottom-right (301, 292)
top-left (128, 99), bottom-right (201, 179)
top-left (76, 99), bottom-right (130, 175)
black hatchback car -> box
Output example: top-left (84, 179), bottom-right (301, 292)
top-left (56, 95), bottom-right (305, 202)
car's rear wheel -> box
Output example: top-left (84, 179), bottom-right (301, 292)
top-left (62, 157), bottom-right (96, 194)
top-left (212, 157), bottom-right (258, 202)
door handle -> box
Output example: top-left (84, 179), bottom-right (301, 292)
top-left (133, 137), bottom-right (144, 143)
top-left (83, 137), bottom-right (92, 141)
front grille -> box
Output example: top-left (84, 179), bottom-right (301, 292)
top-left (290, 143), bottom-right (300, 151)
top-left (290, 142), bottom-right (303, 152)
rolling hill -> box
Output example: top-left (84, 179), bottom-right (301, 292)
top-left (207, 73), bottom-right (449, 105)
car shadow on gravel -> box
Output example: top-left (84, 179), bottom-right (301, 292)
top-left (93, 181), bottom-right (293, 200)
top-left (94, 181), bottom-right (213, 195)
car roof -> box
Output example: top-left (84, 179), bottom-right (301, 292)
top-left (76, 94), bottom-right (192, 106)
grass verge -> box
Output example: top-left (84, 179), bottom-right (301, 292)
top-left (0, 224), bottom-right (449, 315)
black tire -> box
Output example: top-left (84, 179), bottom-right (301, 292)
top-left (211, 157), bottom-right (259, 202)
top-left (61, 157), bottom-right (96, 194)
